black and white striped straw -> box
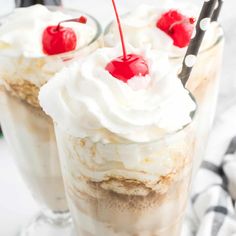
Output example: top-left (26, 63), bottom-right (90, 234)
top-left (179, 0), bottom-right (223, 86)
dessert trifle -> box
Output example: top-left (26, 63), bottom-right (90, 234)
top-left (104, 2), bottom-right (224, 173)
top-left (40, 1), bottom-right (198, 234)
top-left (0, 4), bottom-right (101, 235)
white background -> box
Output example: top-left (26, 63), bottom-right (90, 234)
top-left (0, 0), bottom-right (236, 235)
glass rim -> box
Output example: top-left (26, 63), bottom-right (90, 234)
top-left (0, 6), bottom-right (102, 59)
top-left (104, 20), bottom-right (224, 59)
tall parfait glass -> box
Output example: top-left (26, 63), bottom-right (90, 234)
top-left (39, 31), bottom-right (198, 234)
top-left (104, 16), bottom-right (224, 176)
top-left (0, 6), bottom-right (101, 236)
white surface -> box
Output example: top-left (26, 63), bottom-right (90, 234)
top-left (0, 139), bottom-right (39, 236)
top-left (0, 0), bottom-right (236, 235)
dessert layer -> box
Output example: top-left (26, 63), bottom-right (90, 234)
top-left (3, 79), bottom-right (40, 107)
top-left (55, 124), bottom-right (194, 196)
top-left (63, 168), bottom-right (190, 236)
top-left (0, 88), bottom-right (67, 211)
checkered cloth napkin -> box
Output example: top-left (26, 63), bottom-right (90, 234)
top-left (182, 105), bottom-right (236, 236)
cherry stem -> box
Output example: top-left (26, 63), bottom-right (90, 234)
top-left (111, 0), bottom-right (127, 60)
top-left (169, 17), bottom-right (195, 34)
top-left (56, 17), bottom-right (87, 31)
top-left (189, 17), bottom-right (196, 24)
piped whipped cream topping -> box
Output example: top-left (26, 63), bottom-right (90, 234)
top-left (39, 45), bottom-right (196, 143)
top-left (104, 3), bottom-right (220, 57)
top-left (0, 4), bottom-right (96, 57)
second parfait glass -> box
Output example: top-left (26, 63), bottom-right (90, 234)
top-left (104, 18), bottom-right (224, 176)
top-left (0, 6), bottom-right (101, 236)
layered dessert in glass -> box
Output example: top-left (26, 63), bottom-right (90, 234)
top-left (0, 4), bottom-right (101, 235)
top-left (40, 40), bottom-right (197, 235)
top-left (104, 2), bottom-right (224, 173)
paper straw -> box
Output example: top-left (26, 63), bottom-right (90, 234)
top-left (212, 0), bottom-right (224, 22)
top-left (179, 0), bottom-right (219, 86)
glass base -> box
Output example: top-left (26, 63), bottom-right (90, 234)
top-left (19, 210), bottom-right (73, 236)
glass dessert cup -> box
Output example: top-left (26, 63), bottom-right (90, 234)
top-left (54, 105), bottom-right (197, 236)
top-left (104, 22), bottom-right (224, 177)
top-left (0, 7), bottom-right (102, 236)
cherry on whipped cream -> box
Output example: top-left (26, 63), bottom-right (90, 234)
top-left (106, 54), bottom-right (149, 83)
top-left (106, 0), bottom-right (149, 83)
top-left (42, 16), bottom-right (87, 55)
top-left (156, 10), bottom-right (195, 48)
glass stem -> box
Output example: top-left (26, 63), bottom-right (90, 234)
top-left (41, 209), bottom-right (71, 226)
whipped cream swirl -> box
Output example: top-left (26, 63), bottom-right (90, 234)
top-left (39, 45), bottom-right (196, 143)
top-left (0, 4), bottom-right (96, 57)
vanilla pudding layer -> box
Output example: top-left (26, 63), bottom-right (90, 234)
top-left (55, 122), bottom-right (196, 235)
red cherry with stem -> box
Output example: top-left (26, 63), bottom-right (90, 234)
top-left (42, 16), bottom-right (87, 55)
top-left (106, 54), bottom-right (149, 83)
top-left (42, 26), bottom-right (76, 55)
top-left (156, 10), bottom-right (195, 48)
top-left (105, 0), bottom-right (149, 83)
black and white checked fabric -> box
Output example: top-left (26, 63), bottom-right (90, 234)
top-left (190, 152), bottom-right (236, 235)
top-left (182, 106), bottom-right (236, 236)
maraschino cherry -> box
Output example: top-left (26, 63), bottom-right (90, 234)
top-left (42, 16), bottom-right (87, 55)
top-left (156, 10), bottom-right (195, 48)
top-left (105, 0), bottom-right (149, 83)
